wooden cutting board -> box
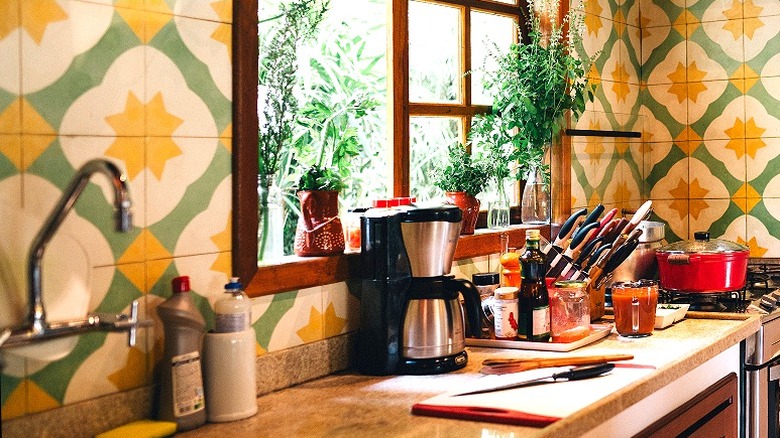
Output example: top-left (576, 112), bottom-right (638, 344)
top-left (412, 363), bottom-right (656, 427)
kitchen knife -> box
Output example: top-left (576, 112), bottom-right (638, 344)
top-left (581, 204), bottom-right (605, 229)
top-left (554, 222), bottom-right (599, 278)
top-left (604, 217), bottom-right (628, 243)
top-left (481, 354), bottom-right (633, 374)
top-left (544, 208), bottom-right (587, 255)
top-left (451, 363), bottom-right (616, 397)
top-left (574, 236), bottom-right (605, 267)
top-left (587, 208), bottom-right (618, 245)
top-left (595, 235), bottom-right (641, 288)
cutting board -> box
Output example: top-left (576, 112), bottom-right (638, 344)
top-left (412, 363), bottom-right (656, 427)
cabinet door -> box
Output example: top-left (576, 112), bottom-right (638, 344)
top-left (635, 373), bottom-right (738, 438)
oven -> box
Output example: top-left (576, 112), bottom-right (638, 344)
top-left (743, 259), bottom-right (780, 438)
top-left (651, 258), bottom-right (780, 437)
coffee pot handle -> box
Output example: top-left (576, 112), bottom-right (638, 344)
top-left (449, 278), bottom-right (483, 339)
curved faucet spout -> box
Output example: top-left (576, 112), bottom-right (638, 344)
top-left (27, 159), bottom-right (133, 334)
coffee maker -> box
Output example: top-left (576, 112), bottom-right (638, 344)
top-left (357, 204), bottom-right (481, 375)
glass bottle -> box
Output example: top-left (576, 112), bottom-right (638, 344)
top-left (257, 174), bottom-right (284, 263)
top-left (487, 176), bottom-right (511, 229)
top-left (518, 229), bottom-right (550, 341)
top-left (521, 165), bottom-right (550, 225)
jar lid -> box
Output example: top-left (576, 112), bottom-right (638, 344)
top-left (657, 231), bottom-right (749, 254)
top-left (472, 272), bottom-right (500, 286)
top-left (495, 286), bottom-right (518, 299)
top-left (553, 280), bottom-right (588, 289)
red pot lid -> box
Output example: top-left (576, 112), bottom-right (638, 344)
top-left (657, 231), bottom-right (749, 254)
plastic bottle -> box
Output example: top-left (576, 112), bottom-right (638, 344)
top-left (518, 229), bottom-right (551, 342)
top-left (157, 276), bottom-right (207, 431)
top-left (214, 277), bottom-right (251, 333)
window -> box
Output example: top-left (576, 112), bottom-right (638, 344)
top-left (232, 0), bottom-right (531, 287)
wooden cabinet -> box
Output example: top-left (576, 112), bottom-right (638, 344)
top-left (635, 373), bottom-right (738, 438)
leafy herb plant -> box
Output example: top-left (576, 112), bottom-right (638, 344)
top-left (431, 144), bottom-right (492, 198)
top-left (470, 0), bottom-right (595, 183)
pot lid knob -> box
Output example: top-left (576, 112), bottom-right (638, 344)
top-left (694, 231), bottom-right (710, 241)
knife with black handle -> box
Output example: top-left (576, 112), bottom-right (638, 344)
top-left (451, 363), bottom-right (616, 397)
top-left (544, 208), bottom-right (586, 255)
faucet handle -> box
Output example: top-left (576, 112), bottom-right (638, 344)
top-left (97, 299), bottom-right (152, 347)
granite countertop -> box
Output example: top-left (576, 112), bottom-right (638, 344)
top-left (180, 315), bottom-right (760, 437)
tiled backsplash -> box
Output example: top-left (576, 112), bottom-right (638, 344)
top-left (572, 0), bottom-right (780, 257)
top-left (3, 0), bottom-right (780, 431)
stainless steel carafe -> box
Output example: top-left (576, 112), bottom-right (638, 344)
top-left (396, 205), bottom-right (482, 374)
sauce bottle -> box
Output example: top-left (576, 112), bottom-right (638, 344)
top-left (518, 230), bottom-right (551, 341)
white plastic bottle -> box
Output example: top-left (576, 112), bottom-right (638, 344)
top-left (214, 277), bottom-right (251, 333)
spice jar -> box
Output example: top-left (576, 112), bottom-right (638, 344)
top-left (493, 287), bottom-right (519, 340)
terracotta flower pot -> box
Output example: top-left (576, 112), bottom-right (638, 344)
top-left (294, 190), bottom-right (345, 256)
top-left (445, 191), bottom-right (480, 235)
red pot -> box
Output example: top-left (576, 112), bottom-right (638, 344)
top-left (655, 232), bottom-right (749, 293)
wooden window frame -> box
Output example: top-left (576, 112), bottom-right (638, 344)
top-left (233, 0), bottom-right (567, 297)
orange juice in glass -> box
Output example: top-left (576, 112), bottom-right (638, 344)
top-left (611, 280), bottom-right (658, 337)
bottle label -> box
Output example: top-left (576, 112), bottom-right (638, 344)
top-left (532, 306), bottom-right (551, 337)
top-left (171, 351), bottom-right (205, 417)
top-left (215, 313), bottom-right (251, 333)
top-left (493, 299), bottom-right (519, 339)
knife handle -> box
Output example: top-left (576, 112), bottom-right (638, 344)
top-left (552, 362), bottom-right (615, 381)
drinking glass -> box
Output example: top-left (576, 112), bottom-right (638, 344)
top-left (612, 280), bottom-right (659, 337)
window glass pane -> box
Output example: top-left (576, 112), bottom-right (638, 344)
top-left (471, 10), bottom-right (516, 106)
top-left (410, 117), bottom-right (462, 201)
top-left (409, 1), bottom-right (461, 103)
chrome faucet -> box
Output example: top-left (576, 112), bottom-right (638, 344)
top-left (1, 159), bottom-right (151, 349)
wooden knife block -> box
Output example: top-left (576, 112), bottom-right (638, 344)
top-left (587, 281), bottom-right (606, 320)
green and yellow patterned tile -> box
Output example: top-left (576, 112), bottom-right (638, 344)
top-left (689, 0), bottom-right (742, 23)
top-left (0, 95), bottom-right (21, 135)
top-left (0, 134), bottom-right (21, 181)
top-left (748, 0), bottom-right (780, 17)
top-left (322, 282), bottom-right (358, 338)
top-left (260, 287), bottom-right (323, 353)
top-left (748, 200), bottom-right (780, 256)
top-left (747, 136), bottom-right (779, 195)
top-left (688, 198), bottom-right (746, 242)
top-left (688, 80), bottom-right (743, 139)
top-left (688, 21), bottom-right (743, 79)
top-left (744, 13), bottom-right (780, 67)
top-left (649, 198), bottom-right (688, 242)
top-left (0, 0), bottom-right (21, 95)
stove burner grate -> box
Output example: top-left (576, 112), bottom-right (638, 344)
top-left (658, 288), bottom-right (748, 313)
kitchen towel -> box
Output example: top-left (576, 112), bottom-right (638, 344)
top-left (412, 363), bottom-right (656, 427)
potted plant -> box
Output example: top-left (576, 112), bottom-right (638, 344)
top-left (290, 74), bottom-right (377, 256)
top-left (470, 0), bottom-right (594, 224)
top-left (432, 144), bottom-right (492, 235)
top-left (257, 0), bottom-right (329, 261)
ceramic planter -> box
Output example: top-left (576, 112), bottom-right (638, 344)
top-left (294, 190), bottom-right (345, 256)
top-left (445, 191), bottom-right (480, 235)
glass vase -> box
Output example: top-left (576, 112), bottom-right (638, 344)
top-left (487, 177), bottom-right (510, 230)
top-left (257, 174), bottom-right (284, 263)
top-left (521, 165), bottom-right (550, 225)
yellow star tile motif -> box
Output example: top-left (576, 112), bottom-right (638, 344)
top-left (611, 63), bottom-right (630, 102)
top-left (108, 346), bottom-right (149, 390)
top-left (741, 236), bottom-right (768, 258)
top-left (722, 0), bottom-right (743, 20)
top-left (744, 117), bottom-right (767, 139)
top-left (587, 64), bottom-right (601, 87)
top-left (588, 191), bottom-right (602, 207)
top-left (744, 0), bottom-right (764, 18)
top-left (26, 379), bottom-right (61, 414)
top-left (1, 381), bottom-right (26, 420)
top-left (19, 0), bottom-right (68, 44)
top-left (211, 0), bottom-right (233, 22)
top-left (106, 92), bottom-right (145, 136)
top-left (686, 63), bottom-right (709, 103)
top-left (147, 136), bottom-right (182, 180)
top-left (612, 180), bottom-right (632, 205)
top-left (616, 138), bottom-right (629, 155)
top-left (296, 306), bottom-right (323, 343)
top-left (744, 17), bottom-right (764, 40)
top-left (746, 138), bottom-right (767, 159)
top-left (584, 1), bottom-right (603, 37)
top-left (322, 303), bottom-right (347, 338)
top-left (0, 97), bottom-right (21, 134)
top-left (667, 63), bottom-right (688, 103)
top-left (210, 214), bottom-right (232, 273)
top-left (146, 92), bottom-right (184, 137)
top-left (106, 137), bottom-right (145, 179)
top-left (585, 123), bottom-right (604, 163)
top-left (725, 137), bottom-right (746, 160)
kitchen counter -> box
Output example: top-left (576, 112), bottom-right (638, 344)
top-left (179, 315), bottom-right (759, 437)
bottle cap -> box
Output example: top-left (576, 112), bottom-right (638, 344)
top-left (225, 277), bottom-right (243, 291)
top-left (527, 229), bottom-right (541, 240)
top-left (172, 276), bottom-right (190, 293)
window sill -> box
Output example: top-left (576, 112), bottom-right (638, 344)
top-left (244, 224), bottom-right (549, 298)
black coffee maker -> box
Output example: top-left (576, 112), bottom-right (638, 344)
top-left (357, 204), bottom-right (481, 375)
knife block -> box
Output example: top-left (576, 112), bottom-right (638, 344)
top-left (587, 281), bottom-right (606, 320)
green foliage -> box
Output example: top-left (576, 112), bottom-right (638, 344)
top-left (469, 0), bottom-right (595, 183)
top-left (432, 144), bottom-right (492, 197)
top-left (258, 0), bottom-right (329, 177)
top-left (296, 164), bottom-right (346, 191)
